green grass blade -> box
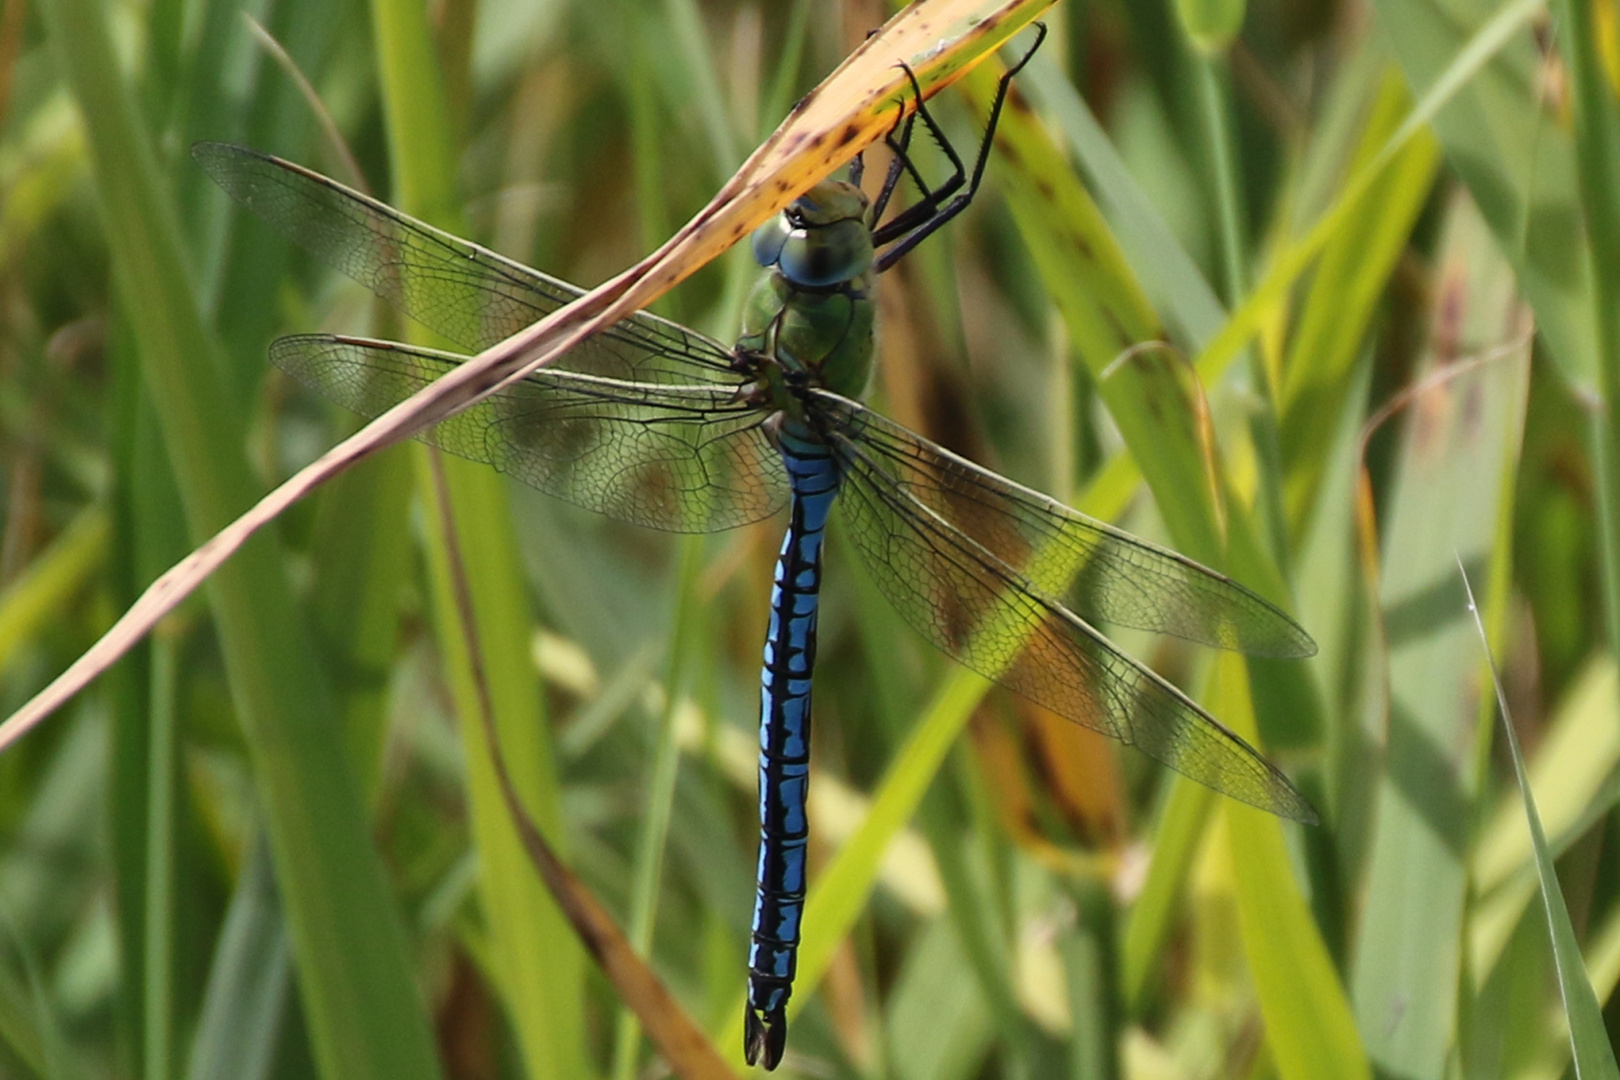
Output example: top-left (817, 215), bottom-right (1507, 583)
top-left (611, 536), bottom-right (704, 1080)
top-left (417, 454), bottom-right (590, 1080)
top-left (1190, 43), bottom-right (1294, 575)
top-left (369, 0), bottom-right (589, 1074)
top-left (0, 509), bottom-right (107, 673)
top-left (1214, 655), bottom-right (1371, 1080)
top-left (1120, 777), bottom-right (1215, 1015)
top-left (140, 637), bottom-right (176, 1080)
top-left (37, 1), bottom-right (446, 1077)
top-left (1279, 70), bottom-right (1441, 533)
top-left (1463, 567), bottom-right (1620, 1080)
top-left (661, 0), bottom-right (742, 170)
top-left (305, 453), bottom-right (415, 810)
top-left (959, 59), bottom-right (1234, 565)
top-left (886, 917), bottom-right (994, 1080)
top-left (1348, 194), bottom-right (1531, 1080)
top-left (1471, 657), bottom-right (1620, 978)
top-left (1546, 0), bottom-right (1620, 736)
top-left (1021, 56), bottom-right (1226, 350)
top-left (185, 842), bottom-right (292, 1080)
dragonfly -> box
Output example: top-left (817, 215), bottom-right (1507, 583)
top-left (196, 27), bottom-right (1314, 1071)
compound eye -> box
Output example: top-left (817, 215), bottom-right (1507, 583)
top-left (777, 220), bottom-right (872, 287)
top-left (750, 215), bottom-right (792, 268)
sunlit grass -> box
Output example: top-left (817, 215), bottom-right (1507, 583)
top-left (1, 0), bottom-right (1618, 1078)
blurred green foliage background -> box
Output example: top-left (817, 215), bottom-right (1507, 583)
top-left (1, 0), bottom-right (1619, 1077)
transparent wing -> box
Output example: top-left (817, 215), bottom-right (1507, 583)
top-left (195, 142), bottom-right (740, 384)
top-left (275, 334), bottom-right (787, 532)
top-left (809, 391), bottom-right (1313, 656)
top-left (815, 392), bottom-right (1314, 821)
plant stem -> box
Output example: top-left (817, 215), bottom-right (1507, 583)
top-left (1549, 0), bottom-right (1620, 665)
top-left (1194, 50), bottom-right (1290, 571)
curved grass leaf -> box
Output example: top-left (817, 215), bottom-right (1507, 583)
top-left (1462, 567), bottom-right (1620, 1080)
top-left (1471, 657), bottom-right (1620, 980)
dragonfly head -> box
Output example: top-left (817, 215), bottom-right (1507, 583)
top-left (751, 179), bottom-right (874, 289)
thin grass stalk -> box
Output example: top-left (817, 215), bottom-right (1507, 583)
top-left (663, 0), bottom-right (743, 168)
top-left (1062, 879), bottom-right (1115, 1080)
top-left (183, 840), bottom-right (293, 1080)
top-left (1120, 776), bottom-right (1215, 1014)
top-left (142, 634), bottom-right (176, 1080)
top-left (613, 536), bottom-right (706, 1080)
top-left (608, 42), bottom-right (707, 1075)
top-left (1548, 0), bottom-right (1620, 692)
top-left (929, 768), bottom-right (1039, 1070)
top-left (1190, 49), bottom-right (1289, 571)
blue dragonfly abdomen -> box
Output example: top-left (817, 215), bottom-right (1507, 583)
top-left (746, 427), bottom-right (841, 1070)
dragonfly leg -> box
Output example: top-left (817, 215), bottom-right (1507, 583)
top-left (872, 21), bottom-right (1048, 273)
top-left (867, 81), bottom-right (921, 228)
top-left (869, 62), bottom-right (949, 240)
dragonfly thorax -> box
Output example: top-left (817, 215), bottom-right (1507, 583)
top-left (740, 179), bottom-right (876, 407)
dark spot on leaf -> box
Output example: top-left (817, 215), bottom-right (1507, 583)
top-left (1100, 307), bottom-right (1132, 348)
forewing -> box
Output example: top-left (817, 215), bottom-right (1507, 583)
top-left (195, 142), bottom-right (740, 384)
top-left (274, 334), bottom-right (787, 532)
top-left (809, 391), bottom-right (1313, 658)
top-left (820, 397), bottom-right (1313, 821)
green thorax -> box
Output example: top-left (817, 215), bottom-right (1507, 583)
top-left (738, 179), bottom-right (876, 416)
